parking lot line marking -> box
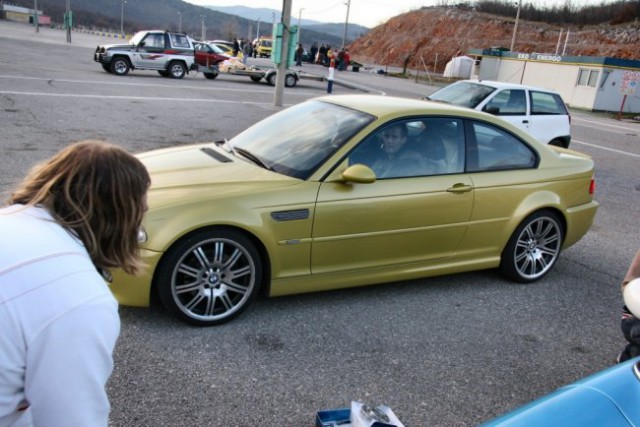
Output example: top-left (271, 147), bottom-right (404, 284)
top-left (572, 139), bottom-right (640, 158)
top-left (0, 74), bottom-right (318, 96)
top-left (0, 90), bottom-right (292, 106)
top-left (572, 117), bottom-right (640, 133)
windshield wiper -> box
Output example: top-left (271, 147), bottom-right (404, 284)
top-left (234, 147), bottom-right (272, 171)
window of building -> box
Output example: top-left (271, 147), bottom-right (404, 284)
top-left (577, 69), bottom-right (599, 87)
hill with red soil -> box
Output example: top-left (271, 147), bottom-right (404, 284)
top-left (349, 6), bottom-right (640, 72)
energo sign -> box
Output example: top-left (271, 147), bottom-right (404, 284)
top-left (517, 53), bottom-right (563, 62)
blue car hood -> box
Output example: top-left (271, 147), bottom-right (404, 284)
top-left (481, 358), bottom-right (640, 427)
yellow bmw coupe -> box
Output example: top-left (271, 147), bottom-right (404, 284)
top-left (111, 95), bottom-right (598, 326)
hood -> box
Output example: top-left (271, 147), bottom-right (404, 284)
top-left (101, 43), bottom-right (134, 51)
top-left (138, 143), bottom-right (299, 203)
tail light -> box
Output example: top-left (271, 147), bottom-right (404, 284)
top-left (589, 177), bottom-right (596, 195)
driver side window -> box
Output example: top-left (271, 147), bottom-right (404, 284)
top-left (349, 118), bottom-right (464, 179)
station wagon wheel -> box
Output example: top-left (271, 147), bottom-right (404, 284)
top-left (157, 229), bottom-right (262, 326)
top-left (110, 56), bottom-right (130, 76)
top-left (285, 74), bottom-right (297, 87)
top-left (204, 72), bottom-right (218, 80)
top-left (266, 73), bottom-right (276, 86)
top-left (168, 61), bottom-right (186, 79)
top-left (250, 75), bottom-right (262, 82)
top-left (549, 138), bottom-right (567, 148)
top-left (500, 210), bottom-right (563, 283)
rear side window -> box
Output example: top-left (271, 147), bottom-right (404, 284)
top-left (468, 122), bottom-right (537, 172)
top-left (530, 91), bottom-right (568, 115)
top-left (171, 34), bottom-right (191, 48)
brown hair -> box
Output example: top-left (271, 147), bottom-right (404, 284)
top-left (8, 140), bottom-right (151, 275)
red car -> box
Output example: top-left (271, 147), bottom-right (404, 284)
top-left (193, 41), bottom-right (230, 79)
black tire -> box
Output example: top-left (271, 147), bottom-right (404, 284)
top-left (102, 63), bottom-right (112, 73)
top-left (157, 228), bottom-right (262, 326)
top-left (167, 61), bottom-right (186, 79)
top-left (110, 56), bottom-right (130, 76)
top-left (500, 210), bottom-right (564, 283)
top-left (285, 73), bottom-right (297, 87)
top-left (204, 72), bottom-right (218, 80)
top-left (158, 70), bottom-right (169, 77)
top-left (549, 138), bottom-right (567, 148)
top-left (266, 72), bottom-right (276, 86)
top-left (250, 75), bottom-right (262, 82)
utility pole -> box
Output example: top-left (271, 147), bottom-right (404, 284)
top-left (256, 17), bottom-right (261, 39)
top-left (33, 0), bottom-right (39, 32)
top-left (274, 0), bottom-right (292, 107)
top-left (178, 11), bottom-right (181, 32)
top-left (201, 14), bottom-right (206, 40)
top-left (342, 0), bottom-right (351, 49)
top-left (509, 0), bottom-right (521, 52)
top-left (65, 0), bottom-right (71, 43)
top-left (298, 8), bottom-right (305, 43)
top-left (120, 0), bottom-right (125, 38)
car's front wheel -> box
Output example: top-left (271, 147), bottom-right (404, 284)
top-left (204, 72), bottom-right (218, 80)
top-left (102, 63), bottom-right (112, 73)
top-left (157, 228), bottom-right (262, 326)
top-left (110, 56), bottom-right (130, 76)
top-left (500, 210), bottom-right (564, 283)
top-left (168, 61), bottom-right (186, 79)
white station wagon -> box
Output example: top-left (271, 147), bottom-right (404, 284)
top-left (426, 80), bottom-right (571, 148)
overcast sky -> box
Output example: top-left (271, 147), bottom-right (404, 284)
top-left (183, 0), bottom-right (614, 28)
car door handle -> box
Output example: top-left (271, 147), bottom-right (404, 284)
top-left (523, 120), bottom-right (529, 124)
top-left (447, 183), bottom-right (473, 193)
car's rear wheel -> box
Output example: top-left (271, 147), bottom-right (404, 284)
top-left (500, 210), bottom-right (563, 283)
top-left (110, 56), bottom-right (130, 76)
top-left (285, 73), bottom-right (297, 87)
top-left (549, 138), bottom-right (567, 148)
top-left (168, 61), bottom-right (186, 79)
top-left (250, 75), bottom-right (262, 82)
top-left (157, 228), bottom-right (262, 326)
top-left (204, 72), bottom-right (218, 80)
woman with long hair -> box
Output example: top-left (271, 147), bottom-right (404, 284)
top-left (0, 140), bottom-right (150, 426)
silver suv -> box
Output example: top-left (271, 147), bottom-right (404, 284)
top-left (94, 30), bottom-right (195, 79)
top-left (426, 80), bottom-right (571, 148)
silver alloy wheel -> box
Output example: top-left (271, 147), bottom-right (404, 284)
top-left (170, 237), bottom-right (257, 323)
top-left (112, 58), bottom-right (129, 75)
top-left (511, 215), bottom-right (561, 280)
top-left (169, 62), bottom-right (186, 78)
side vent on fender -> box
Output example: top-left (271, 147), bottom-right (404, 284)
top-left (271, 209), bottom-right (310, 221)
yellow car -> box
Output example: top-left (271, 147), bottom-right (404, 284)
top-left (208, 41), bottom-right (244, 60)
top-left (112, 95), bottom-right (598, 326)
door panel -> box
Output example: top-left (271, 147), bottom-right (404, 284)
top-left (311, 175), bottom-right (474, 274)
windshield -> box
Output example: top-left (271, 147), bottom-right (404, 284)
top-left (229, 100), bottom-right (375, 180)
top-left (428, 82), bottom-right (496, 108)
top-left (129, 31), bottom-right (146, 46)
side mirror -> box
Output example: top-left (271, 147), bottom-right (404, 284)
top-left (342, 164), bottom-right (376, 184)
top-left (484, 106), bottom-right (500, 115)
top-left (138, 41), bottom-right (146, 47)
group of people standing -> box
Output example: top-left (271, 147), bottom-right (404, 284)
top-left (295, 42), bottom-right (351, 71)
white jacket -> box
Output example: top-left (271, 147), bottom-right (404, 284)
top-left (0, 205), bottom-right (120, 427)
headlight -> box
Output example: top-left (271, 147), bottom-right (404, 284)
top-left (137, 226), bottom-right (148, 243)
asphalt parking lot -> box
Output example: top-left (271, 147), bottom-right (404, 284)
top-left (1, 20), bottom-right (640, 427)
